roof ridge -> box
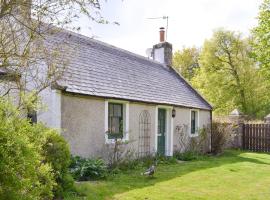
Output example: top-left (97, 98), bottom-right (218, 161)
top-left (62, 29), bottom-right (164, 66)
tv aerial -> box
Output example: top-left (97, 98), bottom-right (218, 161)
top-left (147, 16), bottom-right (169, 40)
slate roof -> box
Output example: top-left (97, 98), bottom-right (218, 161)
top-left (47, 30), bottom-right (212, 110)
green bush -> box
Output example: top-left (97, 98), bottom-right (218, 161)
top-left (0, 99), bottom-right (74, 199)
top-left (155, 154), bottom-right (177, 164)
top-left (70, 156), bottom-right (107, 181)
top-left (174, 151), bottom-right (200, 161)
top-left (0, 100), bottom-right (55, 200)
top-left (41, 129), bottom-right (74, 197)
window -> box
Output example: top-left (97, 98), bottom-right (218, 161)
top-left (27, 110), bottom-right (37, 124)
top-left (108, 103), bottom-right (123, 139)
top-left (191, 110), bottom-right (198, 135)
top-left (105, 100), bottom-right (129, 143)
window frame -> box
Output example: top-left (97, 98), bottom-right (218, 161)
top-left (105, 100), bottom-right (129, 143)
top-left (108, 102), bottom-right (124, 139)
top-left (190, 109), bottom-right (199, 137)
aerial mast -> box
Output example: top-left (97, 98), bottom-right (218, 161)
top-left (147, 16), bottom-right (169, 40)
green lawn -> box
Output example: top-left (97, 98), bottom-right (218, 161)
top-left (66, 150), bottom-right (270, 200)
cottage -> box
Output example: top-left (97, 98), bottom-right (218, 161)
top-left (34, 28), bottom-right (212, 158)
top-left (35, 27), bottom-right (212, 158)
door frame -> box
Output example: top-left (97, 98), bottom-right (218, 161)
top-left (155, 105), bottom-right (174, 156)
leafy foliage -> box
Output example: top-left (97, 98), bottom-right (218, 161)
top-left (42, 130), bottom-right (74, 197)
top-left (174, 126), bottom-right (210, 160)
top-left (70, 156), bottom-right (108, 181)
top-left (0, 100), bottom-right (55, 199)
top-left (174, 151), bottom-right (202, 161)
top-left (192, 29), bottom-right (270, 118)
top-left (0, 99), bottom-right (74, 199)
top-left (155, 154), bottom-right (177, 164)
top-left (173, 47), bottom-right (200, 81)
top-left (252, 0), bottom-right (270, 80)
top-left (102, 134), bottom-right (136, 169)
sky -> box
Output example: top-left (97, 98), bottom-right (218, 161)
top-left (77, 0), bottom-right (263, 56)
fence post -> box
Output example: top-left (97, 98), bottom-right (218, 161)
top-left (229, 109), bottom-right (245, 149)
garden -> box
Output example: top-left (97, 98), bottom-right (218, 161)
top-left (1, 98), bottom-right (269, 200)
top-left (66, 150), bottom-right (270, 200)
top-left (2, 98), bottom-right (269, 200)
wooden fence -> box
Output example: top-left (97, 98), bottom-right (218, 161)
top-left (243, 124), bottom-right (270, 152)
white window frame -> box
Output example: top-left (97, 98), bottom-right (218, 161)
top-left (189, 109), bottom-right (200, 137)
top-left (105, 99), bottom-right (129, 144)
top-left (154, 105), bottom-right (174, 156)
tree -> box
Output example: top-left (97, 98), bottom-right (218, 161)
top-left (252, 0), bottom-right (270, 80)
top-left (0, 0), bottom-right (110, 109)
top-left (192, 29), bottom-right (269, 118)
top-left (173, 47), bottom-right (200, 81)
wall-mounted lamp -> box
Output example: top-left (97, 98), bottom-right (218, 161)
top-left (172, 108), bottom-right (176, 118)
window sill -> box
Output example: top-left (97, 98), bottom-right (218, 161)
top-left (189, 133), bottom-right (199, 137)
top-left (105, 136), bottom-right (129, 144)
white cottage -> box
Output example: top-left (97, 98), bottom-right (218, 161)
top-left (31, 27), bottom-right (213, 158)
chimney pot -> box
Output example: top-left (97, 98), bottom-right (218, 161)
top-left (159, 27), bottom-right (165, 42)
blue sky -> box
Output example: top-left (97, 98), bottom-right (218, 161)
top-left (77, 0), bottom-right (262, 56)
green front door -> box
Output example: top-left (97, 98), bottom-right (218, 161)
top-left (158, 108), bottom-right (166, 155)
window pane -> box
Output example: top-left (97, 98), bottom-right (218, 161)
top-left (27, 110), bottom-right (37, 124)
top-left (191, 111), bottom-right (196, 134)
top-left (111, 117), bottom-right (120, 132)
top-left (191, 111), bottom-right (195, 120)
top-left (113, 104), bottom-right (122, 117)
top-left (108, 103), bottom-right (124, 139)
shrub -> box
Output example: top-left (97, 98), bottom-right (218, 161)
top-left (102, 137), bottom-right (134, 169)
top-left (211, 122), bottom-right (232, 155)
top-left (174, 151), bottom-right (200, 161)
top-left (0, 100), bottom-right (55, 200)
top-left (111, 149), bottom-right (142, 171)
top-left (41, 129), bottom-right (74, 197)
top-left (70, 156), bottom-right (107, 181)
top-left (0, 99), bottom-right (74, 199)
top-left (155, 154), bottom-right (177, 164)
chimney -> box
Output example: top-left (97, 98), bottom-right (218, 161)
top-left (159, 27), bottom-right (165, 42)
top-left (152, 27), bottom-right (172, 66)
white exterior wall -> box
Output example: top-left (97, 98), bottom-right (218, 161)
top-left (173, 107), bottom-right (211, 152)
top-left (38, 88), bottom-right (62, 129)
top-left (58, 93), bottom-right (211, 158)
top-left (61, 94), bottom-right (105, 158)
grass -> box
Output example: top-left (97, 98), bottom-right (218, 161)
top-left (65, 150), bottom-right (270, 200)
